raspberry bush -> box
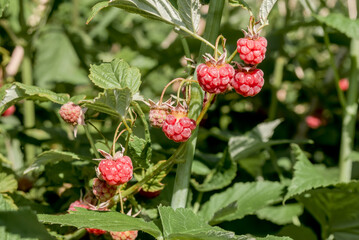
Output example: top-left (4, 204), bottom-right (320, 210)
top-left (0, 0), bottom-right (359, 240)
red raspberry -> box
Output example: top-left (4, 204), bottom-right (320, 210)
top-left (92, 178), bottom-right (117, 202)
top-left (59, 102), bottom-right (83, 125)
top-left (110, 230), bottom-right (138, 240)
top-left (139, 189), bottom-right (161, 199)
top-left (237, 36), bottom-right (267, 65)
top-left (162, 106), bottom-right (196, 143)
top-left (231, 68), bottom-right (264, 97)
top-left (1, 105), bottom-right (16, 117)
top-left (68, 200), bottom-right (90, 212)
top-left (306, 115), bottom-right (322, 129)
top-left (87, 228), bottom-right (107, 235)
top-left (339, 78), bottom-right (349, 91)
top-left (98, 155), bottom-right (133, 186)
top-left (197, 63), bottom-right (234, 94)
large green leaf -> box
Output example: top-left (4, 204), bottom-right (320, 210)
top-left (0, 0), bottom-right (9, 17)
top-left (284, 144), bottom-right (339, 201)
top-left (256, 204), bottom-right (303, 225)
top-left (177, 0), bottom-right (200, 33)
top-left (128, 135), bottom-right (152, 168)
top-left (81, 88), bottom-right (132, 118)
top-left (38, 208), bottom-right (162, 239)
top-left (259, 0), bottom-right (278, 24)
top-left (0, 173), bottom-right (17, 193)
top-left (191, 149), bottom-right (237, 192)
top-left (315, 13), bottom-right (359, 39)
top-left (199, 181), bottom-right (284, 224)
top-left (158, 206), bottom-right (241, 240)
top-left (87, 0), bottom-right (185, 29)
top-left (34, 26), bottom-right (89, 88)
top-left (88, 58), bottom-right (141, 94)
top-left (298, 181), bottom-right (359, 240)
top-left (0, 208), bottom-right (54, 240)
top-left (0, 83), bottom-right (70, 114)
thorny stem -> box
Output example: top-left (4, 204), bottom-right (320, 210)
top-left (176, 80), bottom-right (187, 105)
top-left (193, 192), bottom-right (203, 213)
top-left (159, 78), bottom-right (185, 104)
top-left (122, 117), bottom-right (132, 134)
top-left (83, 125), bottom-right (100, 159)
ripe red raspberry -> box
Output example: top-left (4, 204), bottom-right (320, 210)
top-left (92, 178), bottom-right (117, 202)
top-left (110, 230), bottom-right (138, 240)
top-left (139, 188), bottom-right (161, 199)
top-left (306, 115), bottom-right (322, 129)
top-left (197, 53), bottom-right (234, 94)
top-left (162, 105), bottom-right (196, 142)
top-left (339, 78), bottom-right (349, 91)
top-left (68, 200), bottom-right (90, 212)
top-left (237, 36), bottom-right (267, 65)
top-left (1, 105), bottom-right (16, 117)
top-left (59, 102), bottom-right (84, 125)
top-left (97, 150), bottom-right (133, 186)
top-left (231, 68), bottom-right (264, 97)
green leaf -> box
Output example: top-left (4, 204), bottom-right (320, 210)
top-left (315, 13), bottom-right (359, 39)
top-left (199, 181), bottom-right (284, 224)
top-left (178, 0), bottom-right (200, 33)
top-left (34, 26), bottom-right (89, 88)
top-left (128, 135), bottom-right (152, 168)
top-left (277, 225), bottom-right (317, 240)
top-left (256, 204), bottom-right (303, 225)
top-left (0, 208), bottom-right (54, 240)
top-left (0, 194), bottom-right (17, 211)
top-left (38, 208), bottom-right (162, 239)
top-left (87, 0), bottom-right (185, 29)
top-left (82, 88), bottom-right (132, 118)
top-left (134, 160), bottom-right (167, 192)
top-left (192, 160), bottom-right (211, 175)
top-left (284, 144), bottom-right (339, 201)
top-left (238, 152), bottom-right (267, 178)
top-left (191, 149), bottom-right (237, 192)
top-left (0, 83), bottom-right (70, 114)
top-left (257, 236), bottom-right (293, 240)
top-left (0, 173), bottom-right (17, 193)
top-left (24, 150), bottom-right (92, 174)
top-left (259, 0), bottom-right (278, 24)
top-left (0, 0), bottom-right (10, 17)
top-left (158, 206), bottom-right (240, 240)
top-left (88, 58), bottom-right (141, 94)
top-left (228, 0), bottom-right (252, 12)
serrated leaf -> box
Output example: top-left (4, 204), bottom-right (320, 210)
top-left (88, 58), bottom-right (141, 94)
top-left (284, 144), bottom-right (339, 201)
top-left (82, 88), bottom-right (132, 118)
top-left (228, 0), bottom-right (252, 12)
top-left (0, 194), bottom-right (17, 211)
top-left (128, 135), bottom-right (152, 168)
top-left (0, 83), bottom-right (70, 114)
top-left (158, 206), bottom-right (239, 240)
top-left (0, 0), bottom-right (10, 17)
top-left (87, 0), bottom-right (185, 29)
top-left (315, 13), bottom-right (359, 39)
top-left (191, 149), bottom-right (237, 192)
top-left (0, 208), bottom-right (54, 240)
top-left (259, 0), bottom-right (278, 24)
top-left (24, 150), bottom-right (92, 174)
top-left (0, 173), bottom-right (17, 193)
top-left (178, 0), bottom-right (201, 33)
top-left (256, 204), bottom-right (303, 225)
top-left (38, 208), bottom-right (162, 239)
top-left (199, 181), bottom-right (284, 224)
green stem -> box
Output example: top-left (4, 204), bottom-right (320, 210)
top-left (72, 0), bottom-right (79, 28)
top-left (193, 192), bottom-right (203, 213)
top-left (268, 57), bottom-right (286, 121)
top-left (196, 94), bottom-right (215, 125)
top-left (227, 48), bottom-right (238, 63)
top-left (83, 125), bottom-right (100, 158)
top-left (64, 228), bottom-right (86, 240)
top-left (87, 121), bottom-right (111, 149)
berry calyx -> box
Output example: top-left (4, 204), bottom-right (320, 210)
top-left (110, 230), bottom-right (138, 240)
top-left (197, 52), bottom-right (234, 94)
top-left (237, 35), bottom-right (267, 66)
top-left (97, 150), bottom-right (133, 186)
top-left (92, 178), bottom-right (117, 202)
top-left (1, 105), bottom-right (16, 117)
top-left (162, 104), bottom-right (196, 142)
top-left (231, 67), bottom-right (264, 97)
top-left (59, 102), bottom-right (85, 126)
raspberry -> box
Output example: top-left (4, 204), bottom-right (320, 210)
top-left (97, 152), bottom-right (133, 186)
top-left (197, 52), bottom-right (234, 94)
top-left (237, 36), bottom-right (267, 65)
top-left (110, 230), bottom-right (138, 240)
top-left (147, 99), bottom-right (172, 128)
top-left (162, 106), bottom-right (196, 142)
top-left (306, 116), bottom-right (322, 129)
top-left (68, 200), bottom-right (90, 212)
top-left (59, 102), bottom-right (83, 125)
top-left (139, 189), bottom-right (161, 199)
top-left (87, 228), bottom-right (106, 235)
top-left (92, 178), bottom-right (117, 202)
top-left (339, 78), bottom-right (349, 91)
top-left (1, 105), bottom-right (16, 117)
top-left (231, 68), bottom-right (264, 97)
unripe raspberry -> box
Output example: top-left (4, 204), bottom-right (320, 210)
top-left (162, 106), bottom-right (196, 142)
top-left (231, 68), bottom-right (264, 97)
top-left (237, 36), bottom-right (267, 65)
top-left (110, 230), bottom-right (138, 240)
top-left (1, 105), bottom-right (16, 117)
top-left (92, 178), bottom-right (117, 202)
top-left (339, 78), bottom-right (349, 91)
top-left (306, 115), bottom-right (322, 129)
top-left (97, 151), bottom-right (133, 186)
top-left (59, 102), bottom-right (83, 125)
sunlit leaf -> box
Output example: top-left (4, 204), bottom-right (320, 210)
top-left (178, 0), bottom-right (201, 32)
top-left (315, 13), bottom-right (359, 39)
top-left (259, 0), bottom-right (278, 24)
